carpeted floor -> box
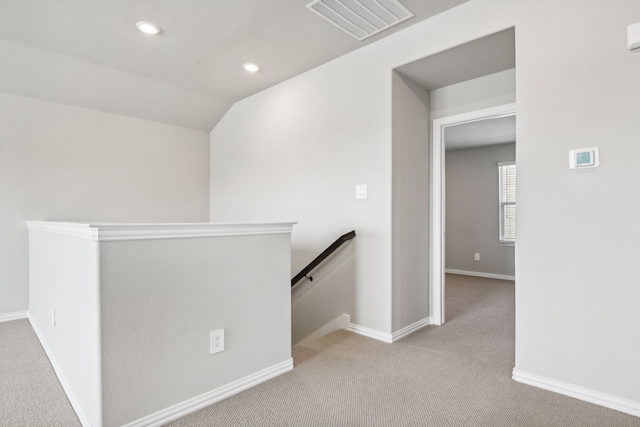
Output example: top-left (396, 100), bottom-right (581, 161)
top-left (0, 319), bottom-right (80, 427)
top-left (2, 274), bottom-right (639, 426)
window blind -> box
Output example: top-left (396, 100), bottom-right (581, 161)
top-left (498, 162), bottom-right (516, 244)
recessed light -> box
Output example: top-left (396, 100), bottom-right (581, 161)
top-left (136, 21), bottom-right (161, 35)
top-left (242, 63), bottom-right (261, 73)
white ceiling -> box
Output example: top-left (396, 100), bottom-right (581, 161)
top-left (0, 0), bottom-right (470, 131)
top-left (445, 115), bottom-right (516, 151)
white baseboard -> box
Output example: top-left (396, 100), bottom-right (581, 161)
top-left (348, 323), bottom-right (393, 343)
top-left (123, 358), bottom-right (294, 427)
top-left (29, 316), bottom-right (96, 427)
top-left (392, 317), bottom-right (432, 342)
top-left (349, 316), bottom-right (433, 344)
top-left (0, 311), bottom-right (28, 323)
top-left (512, 368), bottom-right (640, 417)
top-left (32, 313), bottom-right (293, 427)
top-left (298, 314), bottom-right (351, 346)
top-left (446, 268), bottom-right (515, 281)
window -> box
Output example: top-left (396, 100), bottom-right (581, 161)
top-left (498, 162), bottom-right (516, 245)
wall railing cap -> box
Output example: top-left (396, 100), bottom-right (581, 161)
top-left (25, 221), bottom-right (296, 241)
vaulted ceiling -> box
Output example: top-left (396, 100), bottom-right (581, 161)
top-left (0, 0), bottom-right (470, 131)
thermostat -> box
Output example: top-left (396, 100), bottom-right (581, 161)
top-left (569, 148), bottom-right (599, 169)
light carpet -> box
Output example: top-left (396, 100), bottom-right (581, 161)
top-left (2, 274), bottom-right (639, 426)
top-left (0, 319), bottom-right (80, 426)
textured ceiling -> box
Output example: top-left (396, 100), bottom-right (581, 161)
top-left (0, 0), bottom-right (470, 131)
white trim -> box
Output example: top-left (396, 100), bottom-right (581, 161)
top-left (123, 358), bottom-right (294, 427)
top-left (497, 161), bottom-right (515, 167)
top-left (391, 317), bottom-right (432, 342)
top-left (348, 318), bottom-right (432, 343)
top-left (512, 368), bottom-right (640, 417)
top-left (26, 221), bottom-right (296, 241)
top-left (445, 269), bottom-right (515, 281)
top-left (0, 311), bottom-right (28, 323)
top-left (430, 111), bottom-right (446, 326)
top-left (29, 317), bottom-right (96, 427)
top-left (348, 323), bottom-right (393, 343)
top-left (431, 103), bottom-right (516, 326)
top-left (297, 314), bottom-right (351, 346)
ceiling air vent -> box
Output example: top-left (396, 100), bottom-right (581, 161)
top-left (307, 0), bottom-right (414, 41)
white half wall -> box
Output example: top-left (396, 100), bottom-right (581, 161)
top-left (0, 94), bottom-right (210, 315)
top-left (28, 221), bottom-right (294, 427)
top-left (99, 232), bottom-right (292, 426)
top-left (28, 229), bottom-right (102, 425)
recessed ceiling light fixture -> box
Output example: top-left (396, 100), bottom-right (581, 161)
top-left (242, 63), bottom-right (261, 73)
top-left (136, 21), bottom-right (161, 35)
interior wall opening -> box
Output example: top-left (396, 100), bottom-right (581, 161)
top-left (392, 27), bottom-right (516, 340)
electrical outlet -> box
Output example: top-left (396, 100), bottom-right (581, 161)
top-left (474, 253), bottom-right (480, 262)
top-left (210, 329), bottom-right (224, 354)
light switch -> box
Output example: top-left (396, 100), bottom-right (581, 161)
top-left (356, 185), bottom-right (368, 200)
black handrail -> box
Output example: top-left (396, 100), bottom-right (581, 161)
top-left (291, 230), bottom-right (356, 287)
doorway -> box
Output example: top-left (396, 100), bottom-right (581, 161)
top-left (430, 103), bottom-right (516, 325)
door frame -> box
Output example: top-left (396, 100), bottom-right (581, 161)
top-left (430, 103), bottom-right (517, 325)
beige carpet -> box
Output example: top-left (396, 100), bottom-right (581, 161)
top-left (2, 274), bottom-right (639, 426)
top-left (0, 319), bottom-right (80, 427)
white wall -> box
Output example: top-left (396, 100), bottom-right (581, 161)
top-left (430, 68), bottom-right (516, 120)
top-left (0, 94), bottom-right (210, 315)
top-left (514, 0), bottom-right (640, 405)
top-left (28, 229), bottom-right (102, 425)
top-left (446, 143), bottom-right (515, 276)
top-left (391, 73), bottom-right (430, 331)
top-left (291, 242), bottom-right (355, 345)
top-left (210, 54), bottom-right (394, 333)
top-left (209, 0), bottom-right (640, 409)
top-left (100, 233), bottom-right (292, 426)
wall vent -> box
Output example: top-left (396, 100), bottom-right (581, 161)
top-left (307, 0), bottom-right (414, 41)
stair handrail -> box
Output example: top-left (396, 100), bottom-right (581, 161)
top-left (291, 230), bottom-right (356, 288)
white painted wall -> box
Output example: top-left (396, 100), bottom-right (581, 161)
top-left (210, 55), bottom-right (393, 333)
top-left (291, 242), bottom-right (355, 345)
top-left (446, 143), bottom-right (515, 276)
top-left (391, 73), bottom-right (430, 332)
top-left (100, 234), bottom-right (292, 426)
top-left (430, 68), bottom-right (516, 120)
top-left (28, 228), bottom-right (102, 425)
top-left (209, 0), bottom-right (640, 409)
top-left (0, 94), bottom-right (210, 316)
top-left (514, 0), bottom-right (640, 406)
